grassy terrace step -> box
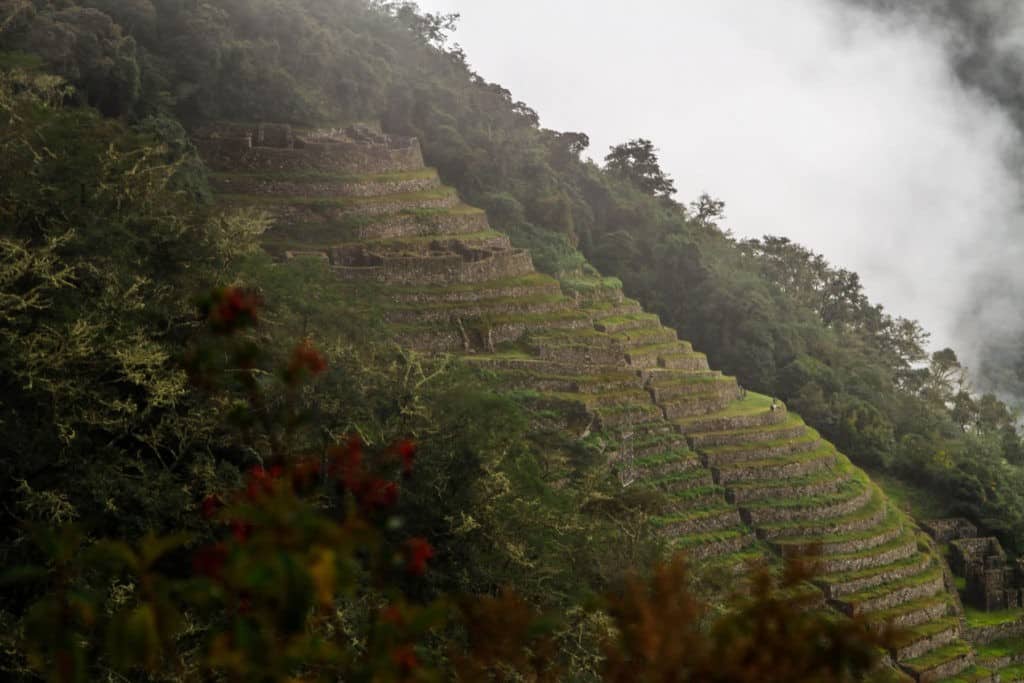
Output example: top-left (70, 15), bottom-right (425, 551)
top-left (809, 527), bottom-right (918, 576)
top-left (625, 342), bottom-right (697, 367)
top-left (975, 634), bottom-right (1024, 670)
top-left (688, 414), bottom-right (808, 448)
top-left (756, 487), bottom-right (885, 541)
top-left (660, 485), bottom-right (729, 510)
top-left (646, 372), bottom-right (735, 400)
top-left (632, 455), bottom-right (709, 481)
top-left (490, 369), bottom-right (644, 396)
top-left (869, 595), bottom-right (954, 630)
top-left (267, 203), bottom-right (489, 241)
top-left (676, 392), bottom-right (787, 435)
top-left (651, 505), bottom-right (742, 537)
top-left (724, 455), bottom-right (854, 503)
top-left (219, 186), bottom-right (460, 214)
top-left (660, 390), bottom-right (740, 420)
top-left (266, 229), bottom-right (510, 257)
top-left (993, 664), bottom-right (1024, 682)
top-left (899, 641), bottom-right (974, 682)
top-left (769, 498), bottom-right (899, 554)
top-left (659, 351), bottom-right (712, 372)
top-left (889, 617), bottom-right (962, 662)
top-left (594, 312), bottom-right (662, 334)
top-left (819, 551), bottom-right (933, 599)
top-left (941, 665), bottom-right (998, 683)
top-left (597, 401), bottom-right (666, 429)
top-left (391, 309), bottom-right (594, 348)
top-left (739, 473), bottom-right (872, 525)
top-left (669, 528), bottom-right (756, 563)
top-left (581, 300), bottom-right (643, 318)
top-left (610, 326), bottom-right (679, 348)
top-left (835, 564), bottom-right (944, 617)
top-left (382, 273), bottom-right (559, 303)
top-left (382, 292), bottom-right (571, 323)
top-left (701, 428), bottom-right (821, 467)
top-left (712, 444), bottom-right (839, 485)
top-left (546, 388), bottom-right (655, 410)
top-left (210, 167), bottom-right (441, 197)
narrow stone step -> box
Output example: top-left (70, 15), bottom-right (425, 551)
top-left (594, 313), bottom-right (662, 334)
top-left (653, 506), bottom-right (743, 537)
top-left (647, 373), bottom-right (736, 402)
top-left (383, 292), bottom-right (570, 323)
top-left (772, 507), bottom-right (905, 560)
top-left (209, 168), bottom-right (442, 198)
top-left (669, 529), bottom-right (755, 563)
top-left (757, 489), bottom-right (884, 540)
top-left (868, 595), bottom-right (953, 631)
top-left (677, 394), bottom-right (788, 435)
top-left (836, 565), bottom-right (945, 617)
top-left (333, 248), bottom-right (534, 286)
top-left (633, 455), bottom-right (710, 482)
top-left (740, 478), bottom-right (873, 525)
top-left (659, 350), bottom-right (712, 371)
top-left (688, 415), bottom-right (807, 449)
top-left (725, 461), bottom-right (853, 504)
top-left (891, 618), bottom-right (962, 662)
top-left (819, 551), bottom-right (932, 599)
top-left (899, 641), bottom-right (974, 682)
top-left (712, 446), bottom-right (838, 485)
top-left (660, 391), bottom-right (739, 420)
top-left (701, 430), bottom-right (821, 467)
top-left (385, 273), bottom-right (559, 304)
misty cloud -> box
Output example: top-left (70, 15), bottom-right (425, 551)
top-left (423, 0), bottom-right (1024, 392)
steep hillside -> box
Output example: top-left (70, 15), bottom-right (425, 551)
top-left (193, 121), bottom-right (985, 682)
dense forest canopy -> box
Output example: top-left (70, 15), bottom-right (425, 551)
top-left (2, 0), bottom-right (1024, 679)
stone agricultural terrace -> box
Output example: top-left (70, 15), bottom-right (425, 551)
top-left (194, 122), bottom-right (992, 682)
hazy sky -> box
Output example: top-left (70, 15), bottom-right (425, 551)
top-left (421, 0), bottom-right (1024, 358)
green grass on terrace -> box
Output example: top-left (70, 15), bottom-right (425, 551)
top-left (714, 442), bottom-right (837, 473)
top-left (377, 272), bottom-right (556, 295)
top-left (218, 186), bottom-right (456, 207)
top-left (559, 275), bottom-right (624, 294)
top-left (866, 595), bottom-right (950, 627)
top-left (819, 545), bottom-right (926, 586)
top-left (596, 312), bottom-right (660, 326)
top-left (634, 449), bottom-right (698, 469)
top-left (690, 413), bottom-right (807, 441)
top-left (993, 664), bottom-right (1024, 681)
top-left (760, 487), bottom-right (884, 535)
top-left (702, 427), bottom-right (820, 455)
top-left (670, 528), bottom-right (748, 549)
top-left (264, 230), bottom-right (505, 254)
top-left (677, 392), bottom-right (779, 426)
top-left (770, 499), bottom-right (894, 547)
top-left (900, 640), bottom-right (973, 671)
top-left (964, 606), bottom-right (1024, 628)
top-left (939, 665), bottom-right (995, 683)
top-left (976, 635), bottom-right (1024, 660)
top-left (741, 468), bottom-right (868, 511)
top-left (210, 168), bottom-right (438, 183)
top-left (382, 292), bottom-right (566, 314)
top-left (841, 565), bottom-right (942, 607)
top-left (726, 457), bottom-right (855, 496)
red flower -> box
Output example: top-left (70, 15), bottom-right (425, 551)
top-left (360, 478), bottom-right (399, 510)
top-left (201, 494), bottom-right (223, 520)
top-left (192, 543), bottom-right (228, 580)
top-left (230, 519), bottom-right (253, 543)
top-left (329, 441), bottom-right (363, 491)
top-left (391, 645), bottom-right (418, 673)
top-left (286, 340), bottom-right (327, 384)
top-left (206, 287), bottom-right (261, 334)
top-left (246, 464), bottom-right (280, 500)
top-left (397, 439), bottom-right (417, 476)
top-left (404, 538), bottom-right (435, 576)
top-left (380, 605), bottom-right (405, 626)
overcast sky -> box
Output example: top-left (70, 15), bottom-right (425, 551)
top-left (421, 0), bottom-right (1024, 358)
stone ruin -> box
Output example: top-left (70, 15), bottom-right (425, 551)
top-left (925, 517), bottom-right (1024, 612)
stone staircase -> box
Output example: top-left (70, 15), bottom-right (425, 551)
top-left (193, 122), bottom-right (979, 682)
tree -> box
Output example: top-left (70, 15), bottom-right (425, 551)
top-left (604, 138), bottom-right (677, 198)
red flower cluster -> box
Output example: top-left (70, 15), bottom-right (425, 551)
top-left (205, 287), bottom-right (261, 334)
top-left (404, 538), bottom-right (435, 576)
top-left (286, 340), bottom-right (328, 385)
top-left (246, 463), bottom-right (283, 501)
top-left (391, 645), bottom-right (418, 673)
top-left (396, 439), bottom-right (417, 476)
top-left (192, 542), bottom-right (228, 580)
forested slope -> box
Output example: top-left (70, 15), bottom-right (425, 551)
top-left (3, 1), bottom-right (1024, 680)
